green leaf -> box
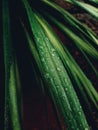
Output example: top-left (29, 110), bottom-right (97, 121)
top-left (42, 0), bottom-right (98, 45)
top-left (3, 0), bottom-right (22, 129)
top-left (21, 0), bottom-right (90, 129)
top-left (64, 0), bottom-right (98, 19)
top-left (35, 11), bottom-right (98, 109)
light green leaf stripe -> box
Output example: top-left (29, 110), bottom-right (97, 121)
top-left (3, 0), bottom-right (22, 130)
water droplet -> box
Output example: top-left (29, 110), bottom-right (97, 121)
top-left (79, 106), bottom-right (82, 109)
top-left (56, 85), bottom-right (59, 89)
top-left (45, 37), bottom-right (49, 41)
top-left (71, 126), bottom-right (74, 129)
top-left (65, 78), bottom-right (68, 83)
top-left (37, 37), bottom-right (40, 42)
top-left (51, 48), bottom-right (55, 52)
top-left (85, 128), bottom-right (88, 130)
top-left (64, 78), bottom-right (70, 86)
top-left (57, 67), bottom-right (61, 71)
top-left (78, 111), bottom-right (82, 115)
top-left (41, 58), bottom-right (45, 62)
top-left (39, 46), bottom-right (43, 50)
top-left (65, 88), bottom-right (68, 91)
top-left (51, 53), bottom-right (55, 56)
top-left (44, 73), bottom-right (50, 79)
top-left (79, 123), bottom-right (82, 127)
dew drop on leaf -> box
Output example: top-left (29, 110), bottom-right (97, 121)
top-left (85, 128), bottom-right (89, 130)
top-left (65, 87), bottom-right (68, 91)
top-left (56, 67), bottom-right (61, 71)
top-left (44, 73), bottom-right (50, 79)
top-left (51, 53), bottom-right (55, 56)
top-left (78, 111), bottom-right (82, 115)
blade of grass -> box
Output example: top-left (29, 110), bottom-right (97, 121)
top-left (3, 0), bottom-right (22, 130)
top-left (23, 19), bottom-right (77, 129)
top-left (64, 0), bottom-right (98, 20)
top-left (22, 0), bottom-right (90, 129)
top-left (42, 12), bottom-right (98, 76)
top-left (42, 0), bottom-right (98, 45)
top-left (34, 12), bottom-right (98, 109)
top-left (22, 23), bottom-right (64, 130)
